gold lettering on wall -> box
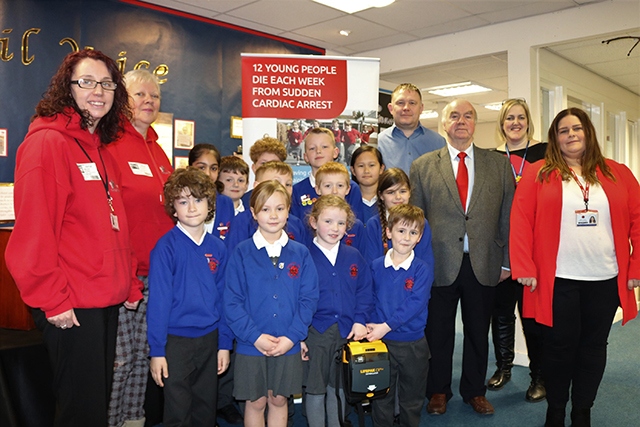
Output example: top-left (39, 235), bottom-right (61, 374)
top-left (116, 51), bottom-right (127, 74)
top-left (4, 29), bottom-right (169, 82)
top-left (153, 64), bottom-right (169, 84)
top-left (21, 28), bottom-right (41, 65)
top-left (134, 60), bottom-right (150, 70)
top-left (59, 37), bottom-right (79, 52)
top-left (1, 29), bottom-right (14, 61)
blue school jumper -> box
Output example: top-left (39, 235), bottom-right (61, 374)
top-left (240, 189), bottom-right (252, 208)
top-left (360, 198), bottom-right (379, 223)
top-left (147, 226), bottom-right (233, 357)
top-left (207, 192), bottom-right (235, 240)
top-left (308, 243), bottom-right (373, 337)
top-left (364, 214), bottom-right (434, 267)
top-left (224, 238), bottom-right (319, 356)
top-left (291, 177), bottom-right (365, 222)
top-left (369, 254), bottom-right (433, 341)
top-left (224, 209), bottom-right (310, 252)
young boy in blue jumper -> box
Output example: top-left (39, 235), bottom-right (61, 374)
top-left (366, 204), bottom-right (434, 427)
top-left (147, 167), bottom-right (233, 427)
top-left (291, 127), bottom-right (364, 222)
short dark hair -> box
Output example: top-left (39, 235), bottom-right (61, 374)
top-left (387, 204), bottom-right (425, 235)
top-left (220, 155), bottom-right (249, 176)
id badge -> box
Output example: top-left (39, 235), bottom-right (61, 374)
top-left (110, 213), bottom-right (120, 231)
top-left (77, 163), bottom-right (101, 181)
top-left (575, 209), bottom-right (598, 226)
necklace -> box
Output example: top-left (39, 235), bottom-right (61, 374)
top-left (505, 140), bottom-right (530, 184)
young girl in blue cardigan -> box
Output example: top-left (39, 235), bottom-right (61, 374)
top-left (224, 180), bottom-right (319, 427)
top-left (303, 195), bottom-right (373, 427)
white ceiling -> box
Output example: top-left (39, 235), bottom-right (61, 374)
top-left (142, 0), bottom-right (640, 124)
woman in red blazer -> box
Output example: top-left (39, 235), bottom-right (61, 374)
top-left (510, 108), bottom-right (640, 427)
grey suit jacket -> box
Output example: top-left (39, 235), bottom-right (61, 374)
top-left (409, 145), bottom-right (514, 287)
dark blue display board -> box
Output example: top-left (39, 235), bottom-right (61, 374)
top-left (0, 0), bottom-right (323, 182)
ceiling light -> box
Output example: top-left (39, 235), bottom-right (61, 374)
top-left (425, 82), bottom-right (492, 97)
top-left (313, 0), bottom-right (395, 14)
top-left (484, 102), bottom-right (503, 111)
top-left (339, 30), bottom-right (351, 36)
top-left (420, 110), bottom-right (438, 119)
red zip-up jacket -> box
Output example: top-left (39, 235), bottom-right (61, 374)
top-left (6, 110), bottom-right (142, 317)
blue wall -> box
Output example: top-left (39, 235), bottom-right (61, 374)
top-left (0, 0), bottom-right (322, 182)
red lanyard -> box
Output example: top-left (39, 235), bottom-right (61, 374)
top-left (569, 168), bottom-right (590, 210)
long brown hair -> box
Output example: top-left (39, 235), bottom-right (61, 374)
top-left (34, 49), bottom-right (131, 145)
top-left (538, 108), bottom-right (613, 184)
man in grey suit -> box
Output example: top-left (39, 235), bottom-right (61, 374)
top-left (409, 99), bottom-right (514, 416)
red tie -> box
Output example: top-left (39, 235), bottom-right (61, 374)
top-left (456, 152), bottom-right (468, 211)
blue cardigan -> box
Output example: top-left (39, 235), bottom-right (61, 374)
top-left (224, 238), bottom-right (319, 356)
top-left (147, 226), bottom-right (233, 357)
top-left (308, 243), bottom-right (373, 337)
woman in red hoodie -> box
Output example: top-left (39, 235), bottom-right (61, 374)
top-left (5, 49), bottom-right (140, 427)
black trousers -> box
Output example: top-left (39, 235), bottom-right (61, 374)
top-left (425, 255), bottom-right (496, 401)
top-left (163, 329), bottom-right (219, 427)
top-left (33, 306), bottom-right (119, 427)
top-left (492, 276), bottom-right (544, 373)
top-left (542, 277), bottom-right (619, 410)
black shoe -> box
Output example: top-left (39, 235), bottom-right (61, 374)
top-left (488, 315), bottom-right (515, 391)
top-left (487, 367), bottom-right (512, 390)
top-left (526, 377), bottom-right (546, 402)
top-left (218, 403), bottom-right (243, 425)
top-left (545, 406), bottom-right (565, 427)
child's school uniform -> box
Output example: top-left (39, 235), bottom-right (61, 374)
top-left (147, 224), bottom-right (233, 425)
top-left (369, 250), bottom-right (433, 427)
top-left (291, 175), bottom-right (365, 222)
top-left (364, 214), bottom-right (434, 266)
top-left (360, 196), bottom-right (379, 223)
top-left (304, 240), bottom-right (373, 394)
top-left (233, 198), bottom-right (245, 216)
top-left (240, 188), bottom-right (252, 208)
top-left (206, 192), bottom-right (235, 240)
top-left (224, 209), bottom-right (309, 252)
top-left (225, 231), bottom-right (319, 400)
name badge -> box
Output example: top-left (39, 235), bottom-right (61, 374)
top-left (77, 163), bottom-right (101, 181)
top-left (576, 209), bottom-right (598, 227)
top-left (128, 162), bottom-right (153, 177)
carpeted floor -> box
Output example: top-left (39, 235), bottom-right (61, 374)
top-left (218, 311), bottom-right (640, 427)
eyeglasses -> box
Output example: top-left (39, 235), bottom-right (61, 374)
top-left (71, 78), bottom-right (117, 91)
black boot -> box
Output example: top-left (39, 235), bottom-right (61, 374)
top-left (545, 406), bottom-right (566, 427)
top-left (570, 407), bottom-right (591, 427)
top-left (487, 315), bottom-right (515, 390)
top-left (526, 370), bottom-right (546, 402)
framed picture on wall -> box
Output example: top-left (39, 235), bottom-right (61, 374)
top-left (0, 183), bottom-right (14, 221)
top-left (0, 129), bottom-right (7, 157)
top-left (174, 119), bottom-right (195, 149)
top-left (231, 116), bottom-right (243, 139)
top-left (174, 156), bottom-right (189, 169)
